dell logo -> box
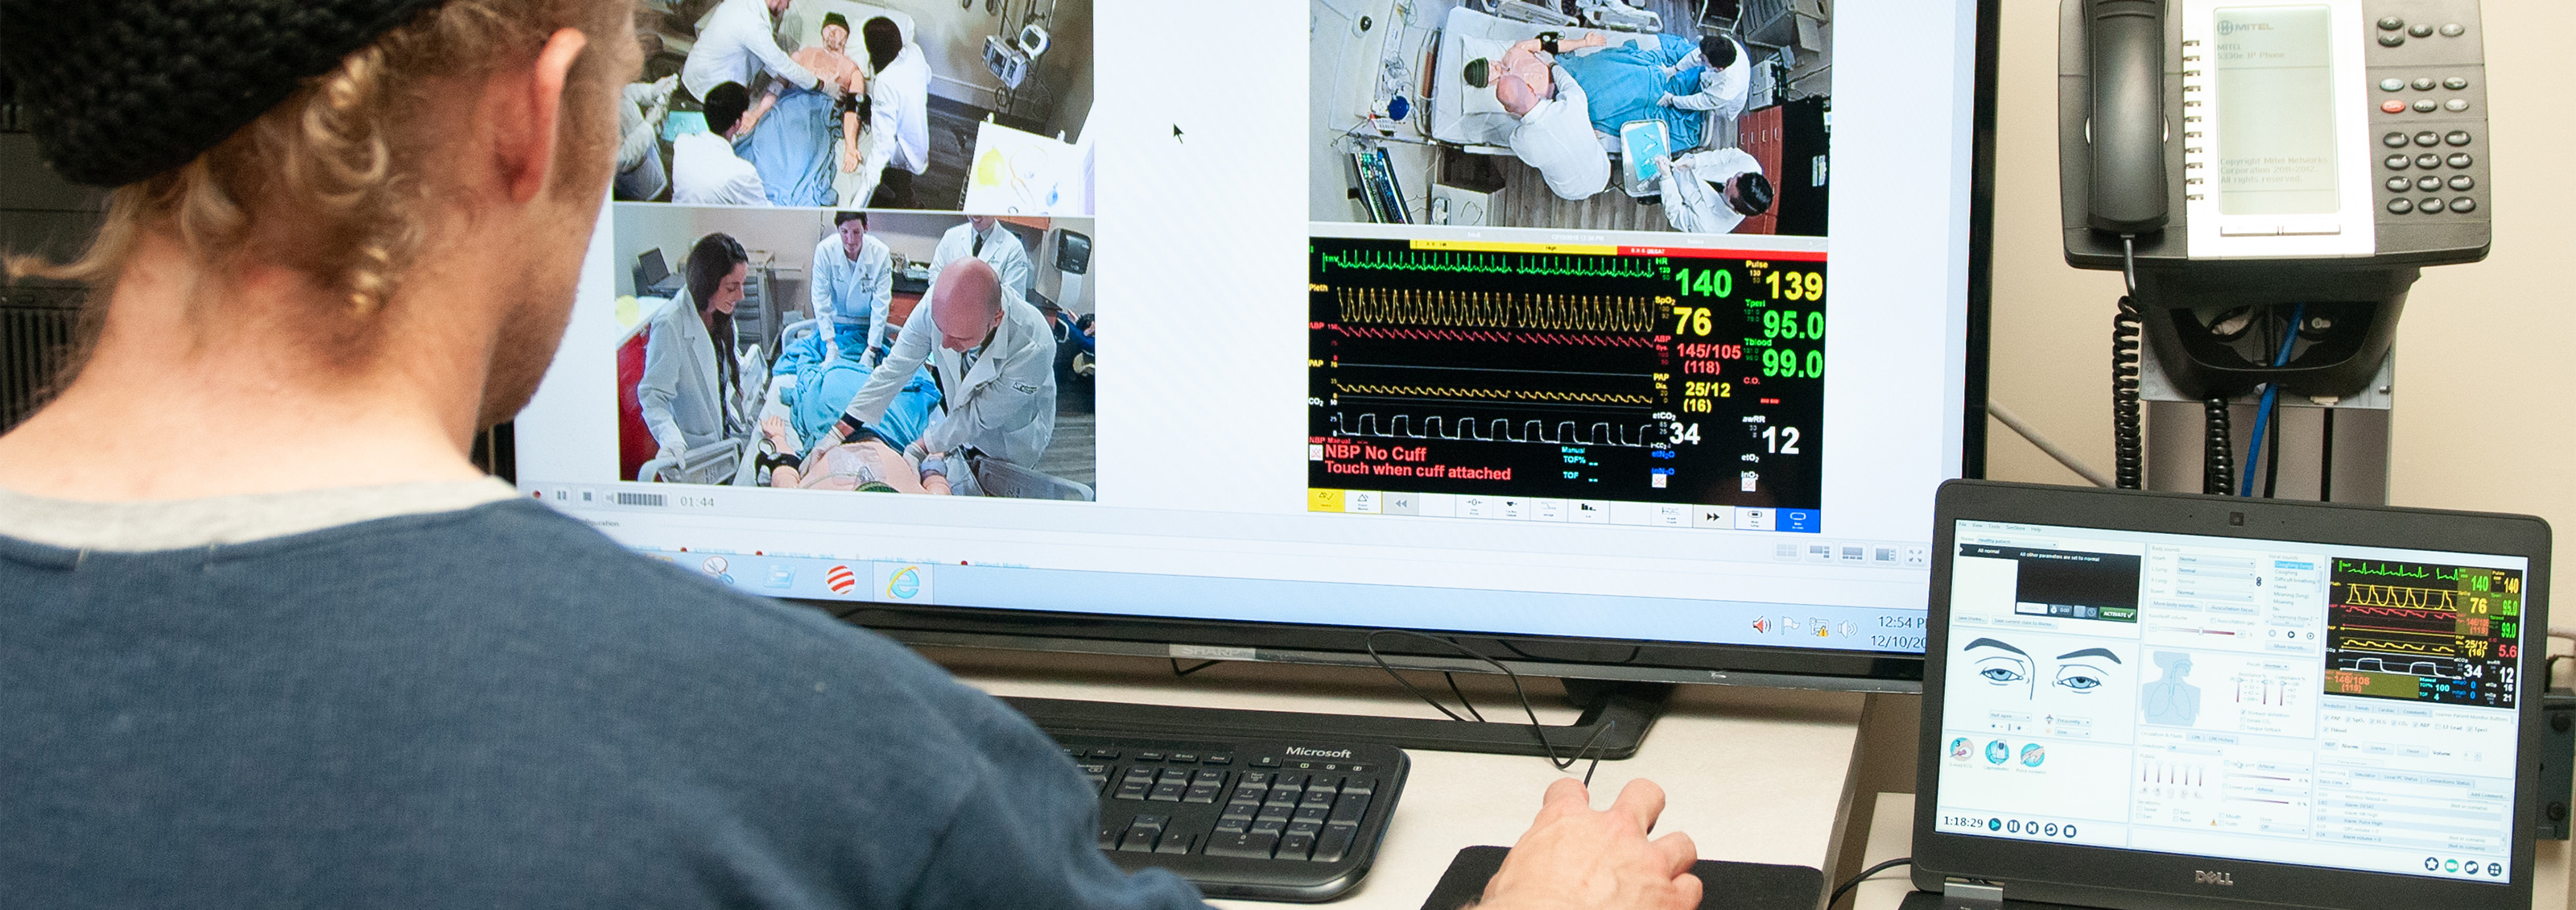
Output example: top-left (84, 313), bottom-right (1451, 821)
top-left (2194, 871), bottom-right (2235, 887)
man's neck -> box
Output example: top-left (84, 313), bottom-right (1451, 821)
top-left (0, 244), bottom-right (490, 502)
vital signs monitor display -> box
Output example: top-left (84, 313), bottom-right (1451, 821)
top-left (506, 0), bottom-right (1988, 660)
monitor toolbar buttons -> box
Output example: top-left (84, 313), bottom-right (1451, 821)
top-left (1732, 507), bottom-right (1771, 531)
top-left (1570, 499), bottom-right (1610, 524)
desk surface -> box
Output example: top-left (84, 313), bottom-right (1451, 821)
top-left (925, 647), bottom-right (1872, 909)
top-left (1849, 792), bottom-right (2576, 910)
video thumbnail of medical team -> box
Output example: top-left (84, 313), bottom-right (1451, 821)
top-left (611, 204), bottom-right (1098, 501)
top-left (1310, 0), bottom-right (1829, 237)
top-left (620, 0), bottom-right (1093, 215)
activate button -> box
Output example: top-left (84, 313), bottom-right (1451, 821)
top-left (1778, 509), bottom-right (1821, 533)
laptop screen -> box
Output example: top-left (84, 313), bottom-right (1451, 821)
top-left (1931, 519), bottom-right (2529, 885)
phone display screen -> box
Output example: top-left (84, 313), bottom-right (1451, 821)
top-left (2213, 5), bottom-right (2342, 216)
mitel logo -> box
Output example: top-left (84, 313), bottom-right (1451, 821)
top-left (2194, 871), bottom-right (2235, 887)
top-left (1285, 747), bottom-right (1354, 759)
top-left (2216, 19), bottom-right (2273, 35)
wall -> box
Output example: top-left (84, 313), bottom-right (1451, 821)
top-left (869, 0), bottom-right (1092, 132)
top-left (1982, 1), bottom-right (2576, 573)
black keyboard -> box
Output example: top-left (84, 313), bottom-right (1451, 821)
top-left (1051, 733), bottom-right (1410, 903)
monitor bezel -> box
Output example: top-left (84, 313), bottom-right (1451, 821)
top-left (1909, 479), bottom-right (2550, 910)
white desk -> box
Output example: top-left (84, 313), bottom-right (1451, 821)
top-left (1848, 792), bottom-right (2576, 910)
top-left (925, 647), bottom-right (1871, 909)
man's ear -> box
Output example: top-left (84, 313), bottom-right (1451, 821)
top-left (494, 28), bottom-right (592, 204)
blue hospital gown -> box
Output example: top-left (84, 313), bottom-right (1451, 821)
top-left (1555, 37), bottom-right (1704, 151)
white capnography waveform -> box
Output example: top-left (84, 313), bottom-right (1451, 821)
top-left (1339, 412), bottom-right (1658, 448)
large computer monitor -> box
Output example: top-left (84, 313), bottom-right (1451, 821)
top-left (509, 0), bottom-right (1999, 705)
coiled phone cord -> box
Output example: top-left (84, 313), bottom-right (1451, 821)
top-left (2112, 237), bottom-right (2145, 490)
top-left (2202, 398), bottom-right (2235, 495)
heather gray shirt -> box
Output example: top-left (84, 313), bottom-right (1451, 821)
top-left (0, 486), bottom-right (1205, 910)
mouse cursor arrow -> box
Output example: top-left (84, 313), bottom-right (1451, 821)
top-left (1173, 125), bottom-right (1185, 143)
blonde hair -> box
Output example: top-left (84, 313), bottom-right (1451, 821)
top-left (6, 0), bottom-right (635, 318)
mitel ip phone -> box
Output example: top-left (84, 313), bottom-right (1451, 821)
top-left (2060, 0), bottom-right (2488, 490)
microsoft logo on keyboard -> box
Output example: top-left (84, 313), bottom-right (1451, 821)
top-left (1284, 747), bottom-right (1356, 759)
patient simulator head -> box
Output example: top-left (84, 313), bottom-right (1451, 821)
top-left (1721, 172), bottom-right (1775, 217)
top-left (931, 259), bottom-right (1005, 354)
top-left (704, 81), bottom-right (753, 139)
top-left (1494, 73), bottom-right (1539, 118)
top-left (1463, 58), bottom-right (1492, 89)
top-left (1700, 35), bottom-right (1739, 70)
top-left (835, 211), bottom-right (869, 259)
top-left (863, 17), bottom-right (903, 72)
top-left (821, 13), bottom-right (850, 52)
top-left (0, 0), bottom-right (638, 428)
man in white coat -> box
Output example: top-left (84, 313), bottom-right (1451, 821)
top-left (926, 216), bottom-right (1033, 308)
top-left (810, 211), bottom-right (894, 363)
top-left (682, 0), bottom-right (830, 105)
top-left (1658, 148), bottom-right (1772, 235)
top-left (822, 258), bottom-right (1055, 494)
top-left (671, 82), bottom-right (767, 206)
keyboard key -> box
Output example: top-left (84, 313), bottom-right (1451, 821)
top-left (1313, 825), bottom-right (1360, 863)
top-left (1278, 833), bottom-right (1318, 860)
top-left (1240, 771), bottom-right (1272, 786)
top-left (1340, 776), bottom-right (1377, 796)
top-left (1252, 755), bottom-right (1282, 768)
top-left (1287, 820), bottom-right (1324, 837)
top-left (1347, 763), bottom-right (1374, 775)
top-left (1328, 792), bottom-right (1373, 825)
top-left (1191, 769), bottom-right (1227, 786)
top-left (1168, 753), bottom-right (1199, 763)
top-left (1148, 782), bottom-right (1187, 801)
top-left (1135, 751), bottom-right (1166, 762)
top-left (1113, 780), bottom-right (1151, 800)
top-left (1183, 784), bottom-right (1223, 804)
top-left (1294, 805), bottom-right (1331, 821)
top-left (1117, 828), bottom-right (1161, 853)
top-left (1203, 832), bottom-right (1278, 859)
top-left (1154, 831), bottom-right (1196, 856)
top-left (1215, 818), bottom-right (1249, 835)
top-left (1088, 748), bottom-right (1121, 759)
top-left (1231, 786), bottom-right (1268, 804)
top-left (1220, 802), bottom-right (1261, 823)
top-left (1252, 818), bottom-right (1287, 837)
top-left (1158, 767), bottom-right (1191, 784)
top-left (1098, 823), bottom-right (1121, 851)
top-left (1204, 754), bottom-right (1233, 765)
top-left (1257, 805), bottom-right (1295, 822)
top-left (1301, 788), bottom-right (1338, 809)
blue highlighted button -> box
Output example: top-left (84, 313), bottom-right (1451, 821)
top-left (1780, 510), bottom-right (1821, 533)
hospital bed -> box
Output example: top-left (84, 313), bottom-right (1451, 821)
top-left (786, 1), bottom-right (916, 209)
top-left (1425, 6), bottom-right (1732, 158)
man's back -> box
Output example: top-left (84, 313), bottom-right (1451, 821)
top-left (0, 488), bottom-right (1203, 910)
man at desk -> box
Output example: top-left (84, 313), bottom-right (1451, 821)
top-left (0, 1), bottom-right (1705, 908)
top-left (681, 0), bottom-right (833, 105)
top-left (811, 210), bottom-right (894, 364)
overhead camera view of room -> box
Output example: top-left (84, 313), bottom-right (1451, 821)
top-left (609, 205), bottom-right (1096, 498)
top-left (618, 0), bottom-right (1093, 213)
top-left (1311, 0), bottom-right (1828, 235)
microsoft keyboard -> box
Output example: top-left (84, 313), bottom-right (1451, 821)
top-left (1051, 733), bottom-right (1410, 902)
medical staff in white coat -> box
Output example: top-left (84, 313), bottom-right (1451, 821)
top-left (638, 234), bottom-right (751, 476)
top-left (1501, 64), bottom-right (1609, 201)
top-left (1657, 35), bottom-right (1751, 117)
top-left (1660, 148), bottom-right (1773, 235)
top-left (859, 16), bottom-right (931, 209)
top-left (671, 83), bottom-right (767, 207)
top-left (927, 216), bottom-right (1033, 307)
top-left (826, 259), bottom-right (1056, 494)
top-left (810, 211), bottom-right (894, 364)
top-left (682, 0), bottom-right (828, 105)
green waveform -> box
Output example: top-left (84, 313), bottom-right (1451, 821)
top-left (2337, 560), bottom-right (2462, 581)
top-left (1317, 249), bottom-right (1657, 279)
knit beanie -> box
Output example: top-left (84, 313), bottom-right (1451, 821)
top-left (0, 0), bottom-right (445, 188)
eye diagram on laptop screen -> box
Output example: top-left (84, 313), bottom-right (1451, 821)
top-left (2326, 560), bottom-right (2523, 709)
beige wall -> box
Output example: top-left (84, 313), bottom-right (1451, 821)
top-left (1983, 1), bottom-right (2576, 570)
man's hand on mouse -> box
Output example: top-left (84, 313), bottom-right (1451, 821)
top-left (1476, 778), bottom-right (1703, 910)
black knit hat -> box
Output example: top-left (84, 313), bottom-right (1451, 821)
top-left (0, 0), bottom-right (446, 188)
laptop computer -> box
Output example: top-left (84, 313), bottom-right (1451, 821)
top-left (1905, 480), bottom-right (2551, 910)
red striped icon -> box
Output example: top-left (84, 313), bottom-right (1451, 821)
top-left (825, 565), bottom-right (858, 595)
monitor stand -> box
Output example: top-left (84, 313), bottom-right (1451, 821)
top-left (1004, 678), bottom-right (1672, 759)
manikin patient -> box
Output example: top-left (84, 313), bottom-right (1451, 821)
top-left (1464, 31), bottom-right (1612, 101)
top-left (740, 13), bottom-right (870, 173)
top-left (756, 415), bottom-right (953, 494)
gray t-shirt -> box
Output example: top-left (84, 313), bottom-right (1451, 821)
top-left (0, 484), bottom-right (1206, 909)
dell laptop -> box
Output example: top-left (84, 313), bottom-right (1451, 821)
top-left (1908, 481), bottom-right (2550, 909)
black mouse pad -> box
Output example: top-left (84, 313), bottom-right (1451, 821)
top-left (1419, 845), bottom-right (1823, 910)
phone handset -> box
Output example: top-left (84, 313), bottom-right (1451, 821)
top-left (2086, 0), bottom-right (2168, 234)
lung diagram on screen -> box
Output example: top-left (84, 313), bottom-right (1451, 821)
top-left (1307, 238), bottom-right (1825, 511)
top-left (2326, 559), bottom-right (2524, 709)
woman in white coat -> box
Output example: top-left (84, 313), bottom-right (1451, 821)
top-left (638, 234), bottom-right (752, 475)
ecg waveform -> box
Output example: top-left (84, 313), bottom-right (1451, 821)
top-left (1334, 287), bottom-right (1662, 333)
top-left (1316, 248), bottom-right (1662, 279)
top-left (2325, 559), bottom-right (2523, 709)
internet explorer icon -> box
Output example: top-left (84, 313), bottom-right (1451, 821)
top-left (886, 567), bottom-right (923, 600)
